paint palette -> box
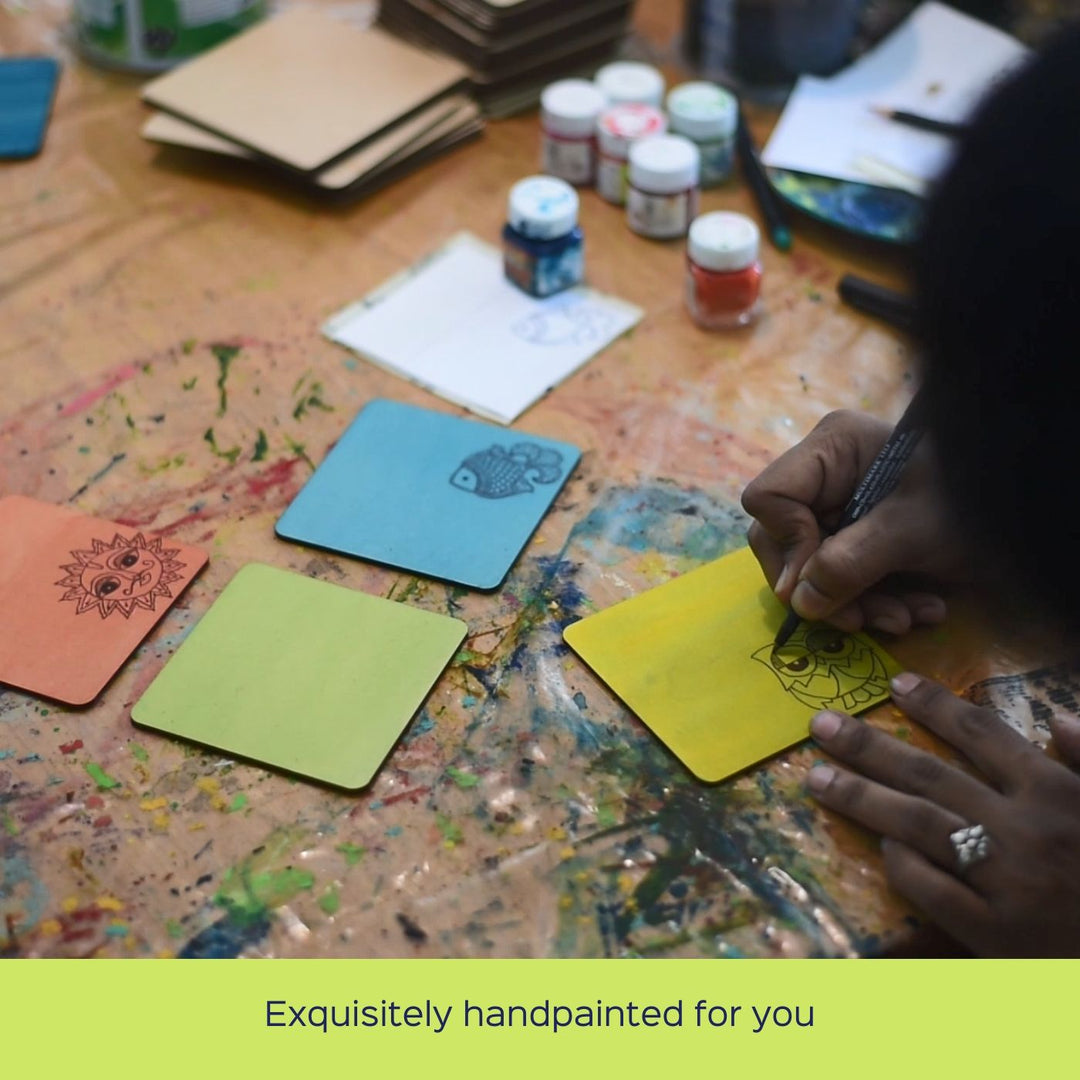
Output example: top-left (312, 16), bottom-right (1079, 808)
top-left (131, 564), bottom-right (466, 789)
top-left (0, 496), bottom-right (207, 705)
top-left (276, 399), bottom-right (581, 589)
top-left (564, 546), bottom-right (901, 782)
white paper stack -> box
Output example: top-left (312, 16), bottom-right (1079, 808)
top-left (762, 2), bottom-right (1030, 195)
top-left (323, 233), bottom-right (643, 424)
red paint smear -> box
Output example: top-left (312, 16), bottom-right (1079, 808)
top-left (381, 786), bottom-right (432, 807)
top-left (69, 907), bottom-right (105, 923)
top-left (61, 928), bottom-right (96, 943)
top-left (59, 740), bottom-right (83, 754)
top-left (59, 363), bottom-right (139, 418)
top-left (246, 457), bottom-right (303, 500)
top-left (154, 508), bottom-right (213, 537)
top-left (93, 815), bottom-right (112, 829)
top-left (86, 795), bottom-right (104, 809)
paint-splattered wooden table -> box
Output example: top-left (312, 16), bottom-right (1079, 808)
top-left (1, 0), bottom-right (1069, 959)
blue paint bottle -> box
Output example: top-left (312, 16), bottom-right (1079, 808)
top-left (502, 176), bottom-right (584, 299)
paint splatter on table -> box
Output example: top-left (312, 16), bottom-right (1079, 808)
top-left (0, 0), bottom-right (1063, 959)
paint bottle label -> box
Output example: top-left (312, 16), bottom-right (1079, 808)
top-left (74, 0), bottom-right (266, 72)
top-left (626, 187), bottom-right (700, 239)
top-left (596, 154), bottom-right (629, 204)
top-left (541, 133), bottom-right (594, 185)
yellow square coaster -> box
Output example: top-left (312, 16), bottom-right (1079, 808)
top-left (563, 546), bottom-right (901, 782)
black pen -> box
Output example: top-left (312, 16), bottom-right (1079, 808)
top-left (736, 108), bottom-right (792, 253)
top-left (772, 388), bottom-right (926, 650)
top-left (838, 273), bottom-right (915, 334)
top-left (871, 106), bottom-right (966, 138)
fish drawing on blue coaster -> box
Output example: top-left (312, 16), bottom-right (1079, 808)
top-left (450, 443), bottom-right (564, 499)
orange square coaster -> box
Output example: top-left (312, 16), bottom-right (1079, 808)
top-left (0, 496), bottom-right (208, 705)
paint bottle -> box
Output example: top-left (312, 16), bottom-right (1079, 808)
top-left (685, 211), bottom-right (762, 329)
top-left (503, 175), bottom-right (585, 299)
top-left (595, 104), bottom-right (667, 206)
top-left (626, 135), bottom-right (701, 240)
top-left (540, 78), bottom-right (608, 186)
top-left (666, 81), bottom-right (738, 187)
top-left (594, 61), bottom-right (666, 107)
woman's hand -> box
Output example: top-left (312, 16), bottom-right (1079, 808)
top-left (807, 672), bottom-right (1080, 956)
top-left (742, 409), bottom-right (966, 634)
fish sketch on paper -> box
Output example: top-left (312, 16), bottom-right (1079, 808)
top-left (752, 625), bottom-right (890, 712)
top-left (512, 301), bottom-right (614, 347)
top-left (450, 443), bottom-right (563, 500)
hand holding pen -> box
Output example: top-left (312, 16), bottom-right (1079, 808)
top-left (741, 400), bottom-right (966, 643)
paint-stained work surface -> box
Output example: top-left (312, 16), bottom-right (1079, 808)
top-left (0, 0), bottom-right (1047, 958)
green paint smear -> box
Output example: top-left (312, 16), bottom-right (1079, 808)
top-left (251, 428), bottom-right (269, 462)
top-left (181, 338), bottom-right (197, 355)
top-left (211, 343), bottom-right (241, 416)
top-left (228, 793), bottom-right (249, 813)
top-left (182, 376), bottom-right (198, 390)
top-left (436, 813), bottom-right (463, 845)
top-left (204, 427), bottom-right (241, 465)
top-left (318, 888), bottom-right (340, 916)
top-left (445, 766), bottom-right (479, 789)
top-left (214, 829), bottom-right (315, 922)
top-left (336, 843), bottom-right (366, 867)
top-left (130, 744), bottom-right (149, 762)
top-left (284, 435), bottom-right (315, 471)
top-left (86, 762), bottom-right (121, 790)
top-left (596, 803), bottom-right (618, 829)
top-left (2, 812), bottom-right (18, 836)
top-left (291, 376), bottom-right (334, 421)
top-left (165, 918), bottom-right (185, 939)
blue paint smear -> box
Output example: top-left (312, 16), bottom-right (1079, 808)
top-left (0, 750), bottom-right (13, 760)
top-left (179, 912), bottom-right (271, 958)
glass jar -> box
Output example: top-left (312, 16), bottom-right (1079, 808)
top-left (596, 104), bottom-right (667, 206)
top-left (685, 211), bottom-right (762, 328)
top-left (540, 78), bottom-right (608, 185)
top-left (666, 81), bottom-right (738, 187)
top-left (503, 175), bottom-right (585, 298)
top-left (626, 135), bottom-right (701, 240)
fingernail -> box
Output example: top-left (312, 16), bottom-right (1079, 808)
top-left (811, 711), bottom-right (842, 740)
top-left (807, 764), bottom-right (835, 793)
top-left (891, 672), bottom-right (921, 695)
top-left (912, 598), bottom-right (947, 624)
top-left (869, 615), bottom-right (904, 635)
top-left (791, 580), bottom-right (828, 619)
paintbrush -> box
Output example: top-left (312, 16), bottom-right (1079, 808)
top-left (772, 388), bottom-right (927, 650)
top-left (870, 106), bottom-right (966, 138)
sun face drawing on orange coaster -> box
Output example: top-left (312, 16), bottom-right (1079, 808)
top-left (56, 532), bottom-right (189, 619)
top-left (0, 496), bottom-right (208, 705)
top-left (751, 624), bottom-right (892, 714)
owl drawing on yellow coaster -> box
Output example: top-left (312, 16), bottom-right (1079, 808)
top-left (752, 625), bottom-right (891, 713)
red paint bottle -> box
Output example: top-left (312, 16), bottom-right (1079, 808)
top-left (685, 211), bottom-right (762, 329)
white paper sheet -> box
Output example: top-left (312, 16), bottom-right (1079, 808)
top-left (323, 233), bottom-right (643, 424)
top-left (762, 2), bottom-right (1029, 193)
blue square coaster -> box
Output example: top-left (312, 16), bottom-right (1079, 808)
top-left (276, 400), bottom-right (581, 588)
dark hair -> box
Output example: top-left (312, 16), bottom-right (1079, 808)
top-left (915, 22), bottom-right (1080, 631)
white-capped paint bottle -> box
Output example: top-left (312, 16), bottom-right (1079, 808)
top-left (540, 78), bottom-right (608, 186)
top-left (626, 135), bottom-right (702, 239)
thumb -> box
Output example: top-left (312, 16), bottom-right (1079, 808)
top-left (790, 506), bottom-right (910, 622)
top-left (1049, 715), bottom-right (1080, 769)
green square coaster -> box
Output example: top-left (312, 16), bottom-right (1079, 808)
top-left (131, 564), bottom-right (466, 789)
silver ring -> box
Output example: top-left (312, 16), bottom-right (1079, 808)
top-left (949, 823), bottom-right (990, 873)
